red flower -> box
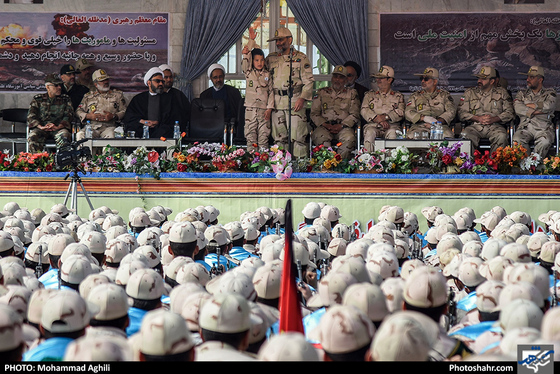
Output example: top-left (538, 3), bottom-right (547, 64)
top-left (442, 154), bottom-right (452, 165)
top-left (335, 154), bottom-right (342, 161)
top-left (177, 163), bottom-right (187, 172)
top-left (148, 151), bottom-right (159, 163)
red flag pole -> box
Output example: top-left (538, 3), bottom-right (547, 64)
top-left (278, 199), bottom-right (304, 334)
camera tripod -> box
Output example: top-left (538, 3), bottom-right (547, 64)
top-left (63, 167), bottom-right (94, 216)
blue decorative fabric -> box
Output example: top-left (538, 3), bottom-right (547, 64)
top-left (456, 291), bottom-right (477, 312)
top-left (449, 321), bottom-right (500, 341)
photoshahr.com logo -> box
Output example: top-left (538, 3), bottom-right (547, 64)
top-left (518, 345), bottom-right (554, 374)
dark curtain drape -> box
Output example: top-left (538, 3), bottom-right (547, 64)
top-left (286, 0), bottom-right (370, 86)
top-left (179, 0), bottom-right (262, 101)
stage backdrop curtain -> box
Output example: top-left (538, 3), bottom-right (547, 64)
top-left (286, 0), bottom-right (370, 87)
top-left (178, 0), bottom-right (262, 101)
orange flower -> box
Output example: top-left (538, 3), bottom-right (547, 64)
top-left (160, 137), bottom-right (167, 141)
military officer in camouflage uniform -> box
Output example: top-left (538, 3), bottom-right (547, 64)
top-left (310, 65), bottom-right (360, 159)
top-left (75, 69), bottom-right (128, 141)
top-left (405, 67), bottom-right (457, 139)
top-left (458, 66), bottom-right (515, 154)
top-left (26, 73), bottom-right (73, 153)
top-left (266, 27), bottom-right (314, 158)
top-left (513, 66), bottom-right (558, 158)
top-left (361, 66), bottom-right (405, 152)
top-left (242, 29), bottom-right (274, 152)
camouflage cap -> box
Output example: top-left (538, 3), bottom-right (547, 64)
top-left (92, 69), bottom-right (110, 82)
top-left (0, 303), bottom-right (23, 352)
top-left (76, 58), bottom-right (94, 71)
top-left (64, 334), bottom-right (132, 361)
top-left (519, 66), bottom-right (545, 78)
top-left (473, 66), bottom-right (497, 79)
top-left (41, 290), bottom-right (93, 333)
top-left (414, 67), bottom-right (439, 79)
top-left (125, 268), bottom-right (164, 301)
top-left (342, 282), bottom-right (389, 323)
top-left (267, 26), bottom-right (292, 42)
top-left (332, 65), bottom-right (348, 77)
top-left (309, 304), bottom-right (375, 354)
top-left (257, 332), bottom-right (320, 361)
top-left (198, 293), bottom-right (256, 333)
top-left (372, 65), bottom-right (395, 79)
top-left (403, 266), bottom-right (448, 308)
top-left (44, 73), bottom-right (62, 85)
top-left (139, 309), bottom-right (195, 356)
top-left (369, 310), bottom-right (433, 361)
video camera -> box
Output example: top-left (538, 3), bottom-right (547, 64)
top-left (55, 138), bottom-right (91, 169)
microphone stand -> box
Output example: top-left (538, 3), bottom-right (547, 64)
top-left (287, 45), bottom-right (294, 156)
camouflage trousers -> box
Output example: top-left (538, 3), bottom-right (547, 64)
top-left (406, 123), bottom-right (453, 140)
top-left (270, 108), bottom-right (309, 158)
top-left (27, 127), bottom-right (71, 153)
top-left (463, 123), bottom-right (508, 155)
top-left (363, 123), bottom-right (403, 152)
top-left (244, 107), bottom-right (271, 152)
top-left (513, 123), bottom-right (555, 159)
top-left (311, 125), bottom-right (356, 159)
top-left (75, 125), bottom-right (117, 142)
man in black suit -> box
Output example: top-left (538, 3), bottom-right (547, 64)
top-left (199, 63), bottom-right (242, 124)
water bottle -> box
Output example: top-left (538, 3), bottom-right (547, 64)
top-left (173, 121), bottom-right (180, 139)
top-left (436, 121), bottom-right (443, 140)
top-left (85, 120), bottom-right (92, 138)
top-left (142, 124), bottom-right (149, 139)
top-left (430, 122), bottom-right (437, 139)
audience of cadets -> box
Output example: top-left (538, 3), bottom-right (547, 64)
top-left (0, 198), bottom-right (555, 362)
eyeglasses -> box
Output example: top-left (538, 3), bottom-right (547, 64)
top-left (151, 79), bottom-right (164, 84)
top-left (46, 83), bottom-right (62, 88)
top-left (421, 77), bottom-right (432, 82)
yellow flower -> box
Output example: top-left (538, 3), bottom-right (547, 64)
top-left (323, 159), bottom-right (332, 169)
top-left (454, 157), bottom-right (464, 166)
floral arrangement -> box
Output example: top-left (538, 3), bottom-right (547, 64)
top-left (308, 144), bottom-right (350, 173)
top-left (211, 144), bottom-right (251, 172)
top-left (3, 140), bottom-right (560, 179)
top-left (82, 146), bottom-right (127, 173)
top-left (249, 145), bottom-right (293, 180)
top-left (492, 142), bottom-right (528, 174)
top-left (468, 149), bottom-right (498, 174)
top-left (348, 148), bottom-right (384, 173)
top-left (5, 151), bottom-right (55, 172)
top-left (520, 152), bottom-right (542, 174)
top-left (380, 145), bottom-right (419, 174)
top-left (426, 141), bottom-right (470, 174)
top-left (171, 142), bottom-right (219, 173)
top-left (541, 155), bottom-right (560, 175)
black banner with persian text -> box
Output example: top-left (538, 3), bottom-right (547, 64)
top-left (0, 12), bottom-right (169, 92)
top-left (379, 13), bottom-right (560, 95)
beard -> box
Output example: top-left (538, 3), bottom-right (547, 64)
top-left (96, 84), bottom-right (110, 93)
top-left (149, 82), bottom-right (164, 94)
